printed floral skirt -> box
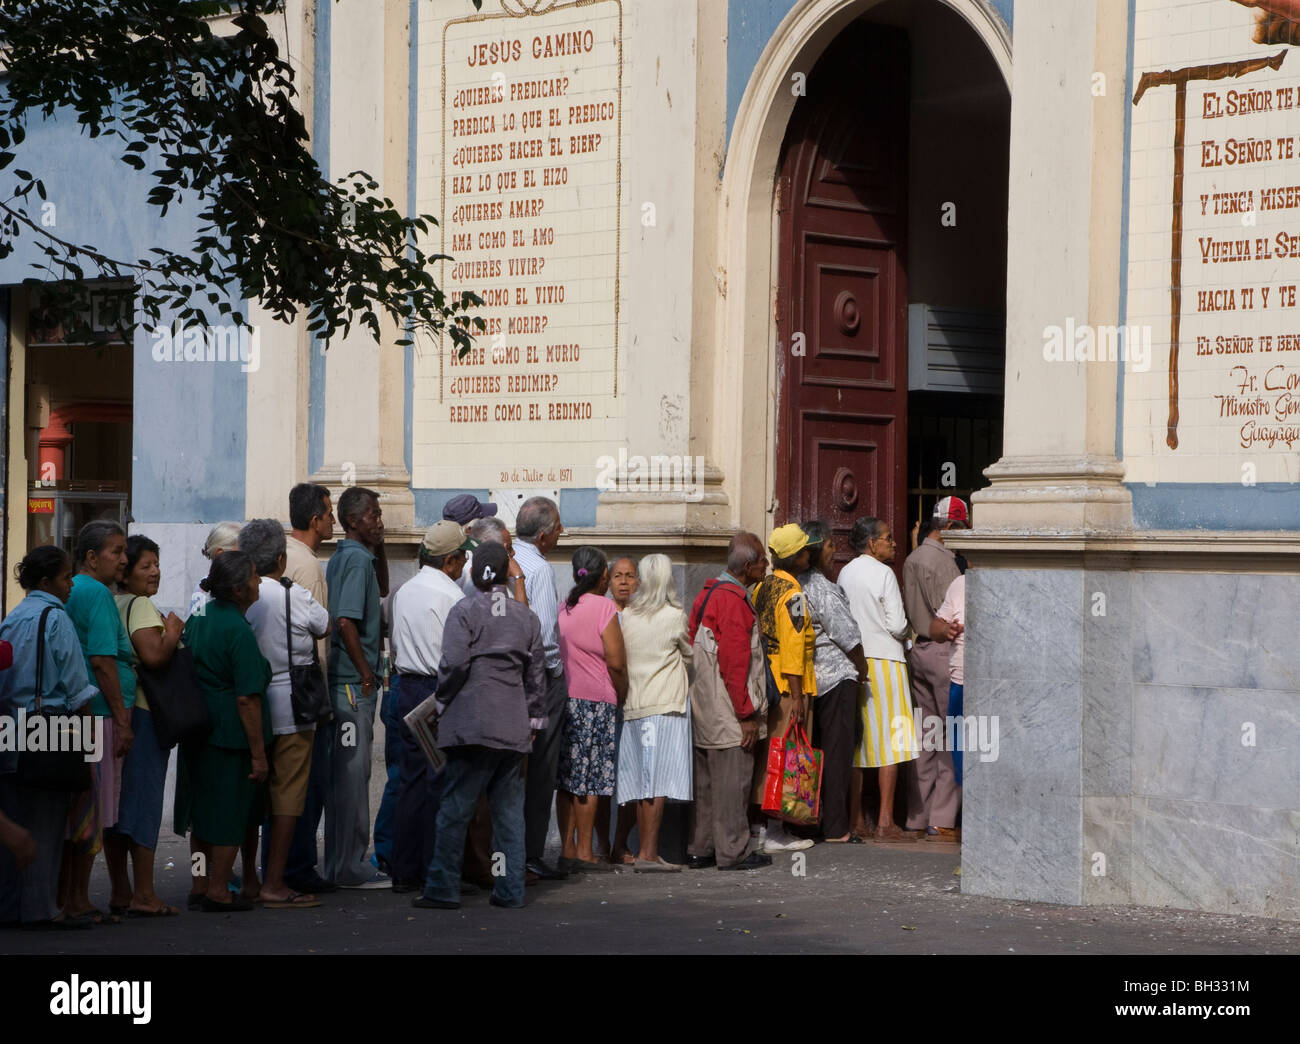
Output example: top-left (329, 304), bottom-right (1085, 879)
top-left (557, 697), bottom-right (617, 797)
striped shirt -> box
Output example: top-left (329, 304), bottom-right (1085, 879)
top-left (513, 538), bottom-right (561, 672)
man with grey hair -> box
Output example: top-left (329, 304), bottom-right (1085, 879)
top-left (513, 496), bottom-right (568, 881)
top-left (685, 532), bottom-right (772, 871)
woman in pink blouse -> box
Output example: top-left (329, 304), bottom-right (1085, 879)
top-left (556, 547), bottom-right (628, 871)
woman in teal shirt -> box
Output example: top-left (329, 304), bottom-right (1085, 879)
top-left (174, 550), bottom-right (272, 912)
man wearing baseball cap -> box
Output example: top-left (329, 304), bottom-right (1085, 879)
top-left (751, 523), bottom-right (818, 855)
top-left (388, 521), bottom-right (477, 891)
top-left (441, 494), bottom-right (498, 526)
top-left (901, 497), bottom-right (967, 843)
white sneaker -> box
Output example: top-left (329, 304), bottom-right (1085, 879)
top-left (763, 828), bottom-right (814, 854)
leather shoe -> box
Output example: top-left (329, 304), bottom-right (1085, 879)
top-left (390, 878), bottom-right (421, 893)
top-left (411, 895), bottom-right (459, 910)
top-left (489, 895), bottom-right (525, 909)
top-left (525, 858), bottom-right (568, 881)
top-left (686, 854), bottom-right (716, 870)
top-left (719, 851), bottom-right (773, 871)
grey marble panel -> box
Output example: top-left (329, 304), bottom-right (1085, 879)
top-left (1131, 798), bottom-right (1300, 920)
top-left (1083, 796), bottom-right (1133, 905)
top-left (1132, 684), bottom-right (1300, 808)
top-left (1082, 570), bottom-right (1135, 796)
top-left (966, 568), bottom-right (1082, 685)
top-left (962, 678), bottom-right (1083, 905)
top-left (1132, 573), bottom-right (1300, 691)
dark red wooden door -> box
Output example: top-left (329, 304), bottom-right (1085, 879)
top-left (775, 24), bottom-right (909, 576)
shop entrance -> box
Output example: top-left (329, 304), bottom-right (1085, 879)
top-left (5, 284), bottom-right (133, 609)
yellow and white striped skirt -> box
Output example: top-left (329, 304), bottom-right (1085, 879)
top-left (853, 657), bottom-right (918, 768)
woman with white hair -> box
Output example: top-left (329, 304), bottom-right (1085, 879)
top-left (615, 554), bottom-right (693, 872)
top-left (187, 522), bottom-right (243, 619)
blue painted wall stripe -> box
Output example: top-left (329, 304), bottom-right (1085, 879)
top-left (1116, 0), bottom-right (1136, 461)
top-left (308, 0), bottom-right (331, 476)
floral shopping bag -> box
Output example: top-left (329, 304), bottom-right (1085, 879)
top-left (761, 721), bottom-right (823, 826)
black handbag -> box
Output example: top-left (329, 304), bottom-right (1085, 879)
top-left (132, 597), bottom-right (212, 750)
top-left (283, 578), bottom-right (332, 725)
top-left (15, 606), bottom-right (93, 793)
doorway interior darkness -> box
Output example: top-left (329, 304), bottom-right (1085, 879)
top-left (775, 14), bottom-right (1005, 574)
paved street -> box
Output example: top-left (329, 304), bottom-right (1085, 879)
top-left (4, 833), bottom-right (1297, 955)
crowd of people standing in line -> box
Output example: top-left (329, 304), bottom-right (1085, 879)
top-left (0, 484), bottom-right (970, 926)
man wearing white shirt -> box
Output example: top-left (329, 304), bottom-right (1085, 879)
top-left (388, 521), bottom-right (476, 892)
top-left (513, 496), bottom-right (569, 881)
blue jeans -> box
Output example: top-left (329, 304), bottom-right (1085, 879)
top-left (948, 682), bottom-right (964, 786)
top-left (393, 674), bottom-right (443, 883)
top-left (423, 746), bottom-right (526, 907)
top-left (372, 677), bottom-right (402, 868)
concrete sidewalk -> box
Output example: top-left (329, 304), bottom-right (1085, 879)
top-left (4, 832), bottom-right (1297, 955)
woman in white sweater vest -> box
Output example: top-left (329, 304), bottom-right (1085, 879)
top-left (616, 555), bottom-right (693, 872)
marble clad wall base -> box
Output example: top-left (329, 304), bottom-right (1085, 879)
top-left (965, 567), bottom-right (1300, 920)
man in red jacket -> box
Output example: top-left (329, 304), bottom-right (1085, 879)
top-left (685, 533), bottom-right (773, 871)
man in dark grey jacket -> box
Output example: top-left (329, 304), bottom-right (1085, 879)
top-left (413, 543), bottom-right (546, 910)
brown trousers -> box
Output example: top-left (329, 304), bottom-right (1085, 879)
top-left (688, 746), bottom-right (756, 867)
top-left (905, 640), bottom-right (960, 830)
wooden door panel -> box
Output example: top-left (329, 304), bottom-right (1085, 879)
top-left (802, 237), bottom-right (898, 386)
top-left (775, 22), bottom-right (909, 554)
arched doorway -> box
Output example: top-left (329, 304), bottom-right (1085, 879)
top-left (772, 0), bottom-right (1010, 567)
top-left (716, 0), bottom-right (1011, 549)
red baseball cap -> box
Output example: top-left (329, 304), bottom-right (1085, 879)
top-left (933, 496), bottom-right (969, 524)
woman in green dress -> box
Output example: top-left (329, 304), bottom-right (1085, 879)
top-left (175, 550), bottom-right (271, 912)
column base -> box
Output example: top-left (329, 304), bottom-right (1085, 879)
top-left (310, 462), bottom-right (415, 530)
top-left (971, 454), bottom-right (1132, 532)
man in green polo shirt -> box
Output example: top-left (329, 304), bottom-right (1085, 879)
top-left (324, 486), bottom-right (390, 888)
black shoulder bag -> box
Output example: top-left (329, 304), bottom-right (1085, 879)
top-left (283, 578), bottom-right (332, 725)
top-left (132, 597), bottom-right (211, 750)
top-left (15, 606), bottom-right (93, 793)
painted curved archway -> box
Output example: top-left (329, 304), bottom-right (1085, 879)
top-left (713, 0), bottom-right (1012, 532)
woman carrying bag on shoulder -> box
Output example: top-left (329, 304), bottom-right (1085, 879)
top-left (241, 519), bottom-right (330, 909)
top-left (0, 546), bottom-right (99, 930)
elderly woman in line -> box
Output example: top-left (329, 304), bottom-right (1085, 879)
top-left (413, 543), bottom-right (546, 910)
top-left (0, 547), bottom-right (98, 929)
top-left (105, 535), bottom-right (185, 917)
top-left (175, 550), bottom-right (272, 911)
top-left (187, 521), bottom-right (242, 619)
top-left (836, 517), bottom-right (918, 843)
top-left (796, 521), bottom-right (871, 844)
top-left (555, 546), bottom-right (627, 871)
top-left (240, 519), bottom-right (329, 908)
top-left (615, 554), bottom-right (693, 872)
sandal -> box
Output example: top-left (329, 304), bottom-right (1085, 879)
top-left (127, 903), bottom-right (181, 918)
top-left (261, 891), bottom-right (321, 909)
top-left (186, 893), bottom-right (206, 912)
top-left (80, 906), bottom-right (121, 925)
top-left (824, 834), bottom-right (865, 844)
top-left (633, 857), bottom-right (683, 873)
